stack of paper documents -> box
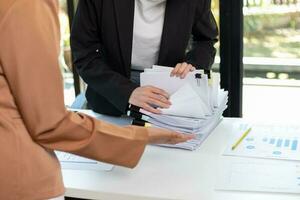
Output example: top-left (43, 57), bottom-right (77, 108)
top-left (139, 65), bottom-right (228, 150)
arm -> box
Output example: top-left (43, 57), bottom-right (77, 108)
top-left (71, 0), bottom-right (137, 114)
top-left (185, 0), bottom-right (219, 70)
top-left (0, 0), bottom-right (147, 168)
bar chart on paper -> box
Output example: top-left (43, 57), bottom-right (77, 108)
top-left (223, 123), bottom-right (300, 161)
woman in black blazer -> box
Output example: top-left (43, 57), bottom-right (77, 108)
top-left (71, 0), bottom-right (218, 116)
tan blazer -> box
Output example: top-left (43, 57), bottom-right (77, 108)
top-left (0, 0), bottom-right (149, 199)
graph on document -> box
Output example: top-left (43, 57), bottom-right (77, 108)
top-left (260, 137), bottom-right (298, 155)
top-left (223, 123), bottom-right (300, 161)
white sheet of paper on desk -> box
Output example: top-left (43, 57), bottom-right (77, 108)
top-left (215, 160), bottom-right (300, 194)
top-left (223, 123), bottom-right (300, 161)
top-left (56, 151), bottom-right (114, 172)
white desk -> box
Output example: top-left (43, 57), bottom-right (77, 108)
top-left (62, 118), bottom-right (300, 200)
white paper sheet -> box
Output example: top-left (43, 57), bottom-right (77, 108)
top-left (223, 123), bottom-right (300, 161)
top-left (161, 83), bottom-right (210, 118)
top-left (215, 160), bottom-right (300, 194)
top-left (56, 151), bottom-right (114, 171)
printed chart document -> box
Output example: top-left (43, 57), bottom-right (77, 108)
top-left (223, 123), bottom-right (300, 161)
top-left (215, 160), bottom-right (300, 194)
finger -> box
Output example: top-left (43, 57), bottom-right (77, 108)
top-left (143, 103), bottom-right (161, 114)
top-left (149, 93), bottom-right (171, 105)
top-left (171, 63), bottom-right (182, 77)
top-left (181, 64), bottom-right (195, 78)
top-left (133, 96), bottom-right (148, 107)
top-left (186, 134), bottom-right (196, 140)
top-left (149, 87), bottom-right (170, 99)
top-left (169, 133), bottom-right (195, 144)
top-left (178, 134), bottom-right (195, 141)
top-left (176, 62), bottom-right (188, 77)
top-left (128, 98), bottom-right (142, 108)
top-left (147, 97), bottom-right (170, 109)
top-left (187, 64), bottom-right (194, 71)
top-left (181, 65), bottom-right (193, 79)
top-left (170, 132), bottom-right (194, 140)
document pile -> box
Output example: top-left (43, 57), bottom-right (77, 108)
top-left (134, 65), bottom-right (228, 150)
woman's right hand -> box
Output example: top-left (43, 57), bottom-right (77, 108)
top-left (147, 127), bottom-right (195, 145)
top-left (129, 86), bottom-right (171, 114)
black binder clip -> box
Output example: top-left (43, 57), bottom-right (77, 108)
top-left (204, 69), bottom-right (213, 85)
top-left (132, 119), bottom-right (146, 126)
top-left (204, 70), bottom-right (211, 79)
top-left (195, 73), bottom-right (202, 86)
top-left (129, 105), bottom-right (141, 113)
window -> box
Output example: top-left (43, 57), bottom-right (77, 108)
top-left (212, 0), bottom-right (220, 71)
top-left (243, 0), bottom-right (300, 122)
top-left (58, 0), bottom-right (75, 106)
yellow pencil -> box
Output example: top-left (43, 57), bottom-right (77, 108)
top-left (145, 123), bottom-right (152, 128)
top-left (231, 127), bottom-right (252, 150)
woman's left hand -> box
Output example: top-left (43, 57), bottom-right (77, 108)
top-left (170, 62), bottom-right (196, 79)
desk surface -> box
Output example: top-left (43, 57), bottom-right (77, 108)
top-left (62, 118), bottom-right (300, 200)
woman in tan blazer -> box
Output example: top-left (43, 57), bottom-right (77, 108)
top-left (0, 0), bottom-right (193, 199)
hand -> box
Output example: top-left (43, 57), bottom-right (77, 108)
top-left (129, 86), bottom-right (171, 114)
top-left (170, 62), bottom-right (196, 79)
top-left (147, 127), bottom-right (195, 145)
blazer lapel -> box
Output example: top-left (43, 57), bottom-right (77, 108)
top-left (158, 0), bottom-right (193, 65)
top-left (112, 0), bottom-right (135, 75)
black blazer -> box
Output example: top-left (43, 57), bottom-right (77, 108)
top-left (71, 0), bottom-right (218, 116)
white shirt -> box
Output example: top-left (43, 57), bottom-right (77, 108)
top-left (131, 0), bottom-right (167, 71)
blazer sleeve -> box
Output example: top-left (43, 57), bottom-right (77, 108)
top-left (0, 0), bottom-right (147, 168)
top-left (71, 0), bottom-right (138, 114)
top-left (185, 0), bottom-right (219, 69)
